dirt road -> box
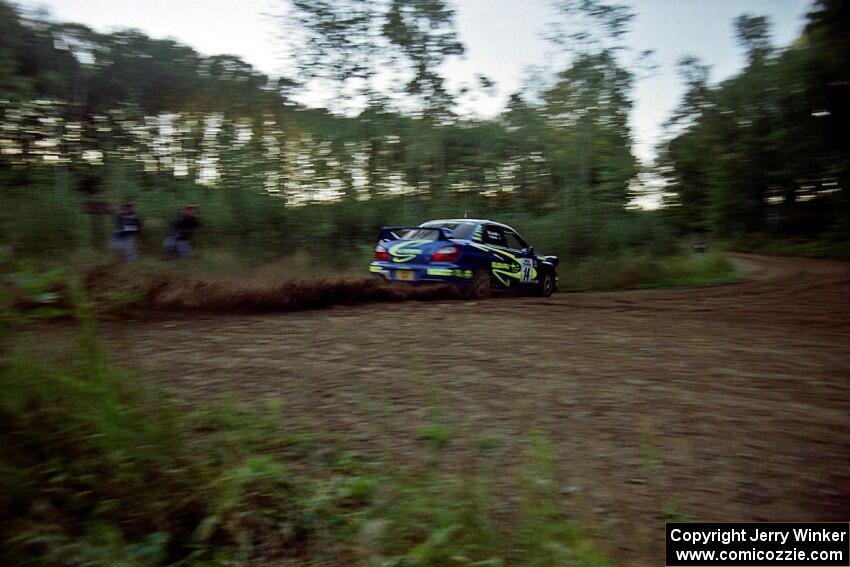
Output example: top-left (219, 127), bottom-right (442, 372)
top-left (109, 253), bottom-right (850, 566)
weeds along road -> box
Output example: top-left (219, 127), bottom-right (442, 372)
top-left (109, 253), bottom-right (850, 566)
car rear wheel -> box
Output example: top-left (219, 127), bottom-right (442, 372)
top-left (469, 268), bottom-right (492, 299)
top-left (537, 272), bottom-right (555, 297)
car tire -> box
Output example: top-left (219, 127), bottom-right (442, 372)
top-left (469, 268), bottom-right (492, 299)
top-left (537, 272), bottom-right (555, 297)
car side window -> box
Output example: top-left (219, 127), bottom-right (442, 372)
top-left (482, 225), bottom-right (508, 247)
top-left (503, 230), bottom-right (528, 251)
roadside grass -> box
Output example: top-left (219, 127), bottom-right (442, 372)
top-left (72, 246), bottom-right (374, 284)
top-left (0, 299), bottom-right (612, 566)
top-left (726, 233), bottom-right (850, 261)
top-left (94, 250), bottom-right (739, 307)
top-left (562, 251), bottom-right (740, 292)
top-left (661, 500), bottom-right (694, 523)
top-left (651, 252), bottom-right (742, 288)
top-left (418, 424), bottom-right (454, 451)
top-left (2, 241), bottom-right (743, 320)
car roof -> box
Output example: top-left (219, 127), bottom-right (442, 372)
top-left (423, 219), bottom-right (511, 229)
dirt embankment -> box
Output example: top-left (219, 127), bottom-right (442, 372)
top-left (101, 253), bottom-right (850, 566)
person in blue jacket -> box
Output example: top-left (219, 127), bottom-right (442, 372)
top-left (111, 203), bottom-right (142, 262)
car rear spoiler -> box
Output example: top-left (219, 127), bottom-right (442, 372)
top-left (377, 226), bottom-right (453, 242)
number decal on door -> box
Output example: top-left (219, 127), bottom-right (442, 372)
top-left (519, 258), bottom-right (534, 283)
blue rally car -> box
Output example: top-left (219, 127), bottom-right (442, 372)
top-left (369, 219), bottom-right (559, 298)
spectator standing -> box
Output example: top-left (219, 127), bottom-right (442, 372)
top-left (111, 203), bottom-right (142, 262)
top-left (164, 205), bottom-right (200, 259)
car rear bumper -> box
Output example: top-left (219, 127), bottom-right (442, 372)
top-left (369, 261), bottom-right (473, 284)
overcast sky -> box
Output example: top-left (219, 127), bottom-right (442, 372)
top-left (19, 0), bottom-right (813, 162)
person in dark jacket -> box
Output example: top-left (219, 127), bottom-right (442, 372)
top-left (110, 203), bottom-right (142, 262)
top-left (164, 205), bottom-right (200, 259)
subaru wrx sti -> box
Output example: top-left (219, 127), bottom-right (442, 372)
top-left (369, 219), bottom-right (559, 298)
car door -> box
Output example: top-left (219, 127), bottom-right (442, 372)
top-left (503, 228), bottom-right (537, 288)
top-left (481, 224), bottom-right (532, 288)
top-left (478, 225), bottom-right (507, 288)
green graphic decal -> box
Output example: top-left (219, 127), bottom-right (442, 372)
top-left (388, 240), bottom-right (430, 263)
top-left (470, 243), bottom-right (537, 286)
top-left (426, 268), bottom-right (453, 276)
top-left (426, 268), bottom-right (472, 278)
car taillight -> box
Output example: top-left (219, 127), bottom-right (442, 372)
top-left (431, 245), bottom-right (459, 262)
top-left (374, 245), bottom-right (389, 261)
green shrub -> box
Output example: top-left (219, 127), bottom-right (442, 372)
top-left (0, 187), bottom-right (86, 257)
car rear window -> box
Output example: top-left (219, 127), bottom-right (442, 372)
top-left (415, 222), bottom-right (475, 240)
top-left (399, 228), bottom-right (441, 240)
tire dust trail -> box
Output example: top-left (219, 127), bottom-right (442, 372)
top-left (106, 253), bottom-right (850, 566)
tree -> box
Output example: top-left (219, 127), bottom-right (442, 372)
top-left (660, 3), bottom-right (850, 237)
top-left (283, 0), bottom-right (464, 115)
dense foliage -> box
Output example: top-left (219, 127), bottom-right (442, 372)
top-left (0, 0), bottom-right (846, 264)
top-left (0, 0), bottom-right (664, 267)
top-left (658, 0), bottom-right (849, 247)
